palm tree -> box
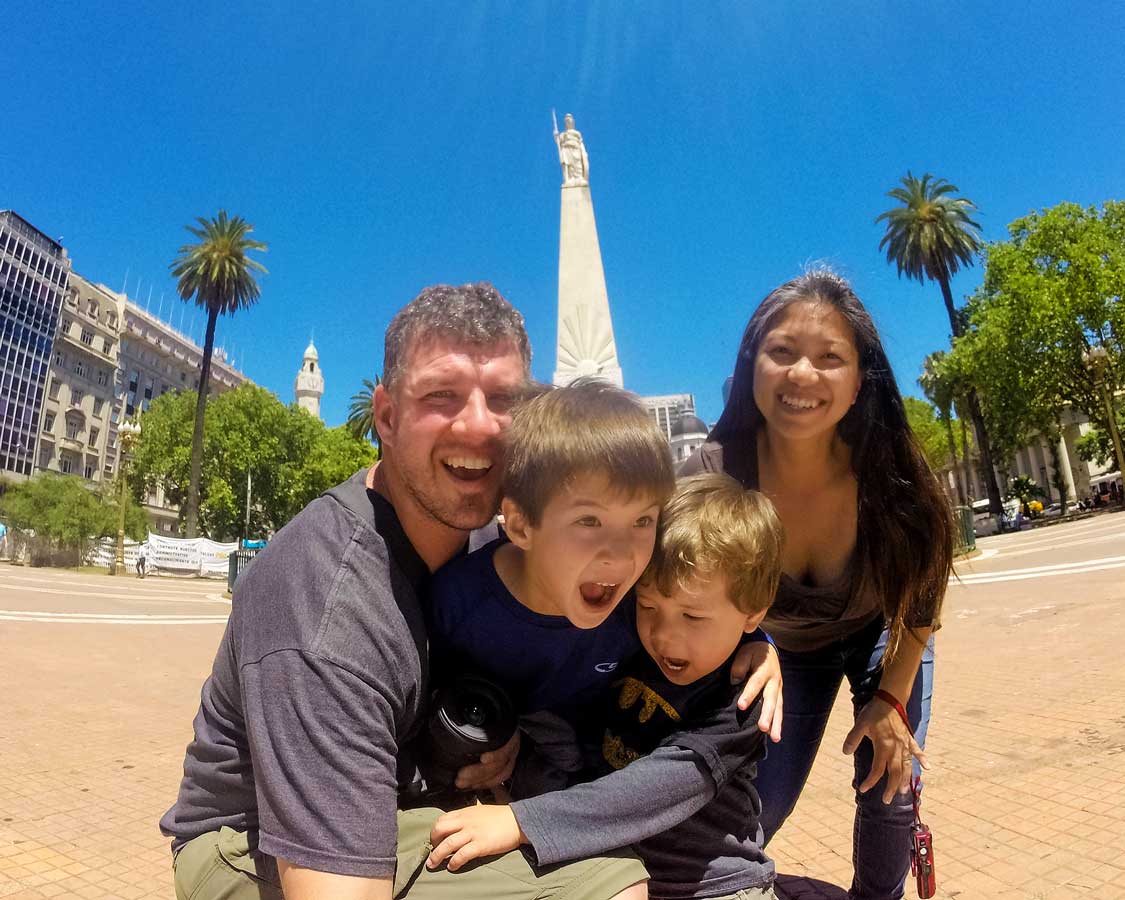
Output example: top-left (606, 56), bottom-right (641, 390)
top-left (346, 377), bottom-right (381, 449)
top-left (170, 210), bottom-right (267, 537)
top-left (876, 172), bottom-right (1003, 515)
top-left (920, 352), bottom-right (967, 507)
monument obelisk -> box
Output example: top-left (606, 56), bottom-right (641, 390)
top-left (552, 112), bottom-right (624, 387)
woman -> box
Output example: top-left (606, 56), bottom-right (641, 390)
top-left (682, 270), bottom-right (952, 900)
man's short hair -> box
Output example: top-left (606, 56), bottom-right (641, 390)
top-left (503, 378), bottom-right (675, 525)
top-left (383, 282), bottom-right (531, 390)
top-left (642, 473), bottom-right (784, 615)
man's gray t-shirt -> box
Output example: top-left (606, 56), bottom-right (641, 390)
top-left (159, 470), bottom-right (430, 878)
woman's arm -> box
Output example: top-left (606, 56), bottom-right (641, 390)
top-left (842, 625), bottom-right (931, 803)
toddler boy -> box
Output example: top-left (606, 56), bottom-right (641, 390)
top-left (430, 473), bottom-right (785, 900)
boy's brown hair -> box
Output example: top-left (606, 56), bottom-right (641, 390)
top-left (503, 378), bottom-right (675, 525)
top-left (642, 473), bottom-right (784, 614)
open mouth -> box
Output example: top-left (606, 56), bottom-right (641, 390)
top-left (441, 455), bottom-right (493, 482)
top-left (779, 393), bottom-right (823, 412)
top-left (579, 581), bottom-right (619, 610)
top-left (659, 656), bottom-right (689, 675)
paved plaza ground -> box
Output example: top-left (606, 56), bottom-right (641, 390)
top-left (2, 511), bottom-right (1124, 899)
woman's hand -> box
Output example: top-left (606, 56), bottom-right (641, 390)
top-left (428, 804), bottom-right (526, 871)
top-left (730, 639), bottom-right (783, 742)
top-left (454, 730), bottom-right (520, 790)
top-left (843, 697), bottom-right (929, 803)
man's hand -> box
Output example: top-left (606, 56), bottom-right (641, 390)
top-left (730, 639), bottom-right (783, 742)
top-left (428, 803), bottom-right (526, 871)
top-left (454, 729), bottom-right (520, 790)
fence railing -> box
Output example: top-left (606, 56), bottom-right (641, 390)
top-left (227, 548), bottom-right (263, 593)
top-left (953, 505), bottom-right (976, 554)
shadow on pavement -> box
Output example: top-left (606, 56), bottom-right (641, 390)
top-left (775, 873), bottom-right (848, 900)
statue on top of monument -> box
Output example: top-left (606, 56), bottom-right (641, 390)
top-left (553, 111), bottom-right (589, 187)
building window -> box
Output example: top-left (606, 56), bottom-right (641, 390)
top-left (102, 337), bottom-right (113, 354)
top-left (81, 328), bottom-right (94, 346)
top-left (66, 419), bottom-right (81, 440)
top-left (44, 413), bottom-right (55, 432)
top-left (87, 300), bottom-right (99, 317)
top-left (72, 389), bottom-right (84, 406)
top-left (97, 370), bottom-right (109, 386)
top-left (89, 427), bottom-right (100, 447)
top-left (60, 455), bottom-right (74, 474)
top-left (93, 398), bottom-right (104, 417)
top-left (53, 350), bottom-right (64, 366)
top-left (48, 380), bottom-right (61, 400)
top-left (84, 462), bottom-right (96, 479)
top-left (73, 360), bottom-right (87, 378)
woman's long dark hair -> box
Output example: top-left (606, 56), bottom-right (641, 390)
top-left (712, 270), bottom-right (953, 657)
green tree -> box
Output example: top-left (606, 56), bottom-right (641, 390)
top-left (0, 474), bottom-right (147, 564)
top-left (170, 210), bottom-right (268, 537)
top-left (346, 376), bottom-right (382, 449)
top-left (949, 201), bottom-right (1125, 512)
top-left (918, 352), bottom-right (968, 506)
top-left (131, 384), bottom-right (377, 540)
top-left (876, 172), bottom-right (1003, 515)
top-left (1076, 407), bottom-right (1125, 468)
top-left (902, 397), bottom-right (953, 474)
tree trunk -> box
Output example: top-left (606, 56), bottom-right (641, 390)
top-left (965, 388), bottom-right (1004, 516)
top-left (943, 416), bottom-right (968, 506)
top-left (958, 411), bottom-right (971, 502)
top-left (939, 274), bottom-right (1004, 515)
top-left (1047, 435), bottom-right (1069, 516)
top-left (184, 307), bottom-right (218, 538)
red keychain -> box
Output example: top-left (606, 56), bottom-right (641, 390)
top-left (874, 689), bottom-right (936, 899)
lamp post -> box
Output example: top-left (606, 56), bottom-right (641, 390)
top-left (1082, 346), bottom-right (1125, 507)
top-left (111, 420), bottom-right (142, 575)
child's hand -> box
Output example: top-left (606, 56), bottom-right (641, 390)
top-left (427, 803), bottom-right (527, 871)
top-left (454, 729), bottom-right (520, 789)
top-left (731, 640), bottom-right (783, 742)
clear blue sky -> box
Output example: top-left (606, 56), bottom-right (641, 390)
top-left (5, 2), bottom-right (1123, 427)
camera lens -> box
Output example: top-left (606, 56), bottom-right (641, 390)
top-left (420, 673), bottom-right (517, 792)
top-left (462, 702), bottom-right (487, 727)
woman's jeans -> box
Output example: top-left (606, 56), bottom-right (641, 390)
top-left (756, 616), bottom-right (935, 900)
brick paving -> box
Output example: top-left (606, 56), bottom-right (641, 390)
top-left (1, 511), bottom-right (1124, 899)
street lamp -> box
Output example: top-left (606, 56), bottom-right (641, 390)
top-left (1082, 345), bottom-right (1125, 507)
top-left (111, 420), bottom-right (142, 575)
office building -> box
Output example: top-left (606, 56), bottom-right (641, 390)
top-left (0, 211), bottom-right (71, 480)
top-left (37, 274), bottom-right (122, 483)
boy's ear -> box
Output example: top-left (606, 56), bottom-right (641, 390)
top-left (500, 497), bottom-right (534, 550)
top-left (743, 608), bottom-right (769, 634)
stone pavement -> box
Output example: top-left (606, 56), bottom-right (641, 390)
top-left (1, 511), bottom-right (1124, 899)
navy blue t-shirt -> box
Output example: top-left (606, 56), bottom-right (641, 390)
top-left (428, 538), bottom-right (640, 718)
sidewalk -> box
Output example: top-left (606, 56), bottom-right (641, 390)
top-left (2, 527), bottom-right (1124, 899)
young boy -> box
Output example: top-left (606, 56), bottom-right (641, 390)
top-left (429, 473), bottom-right (786, 900)
top-left (426, 378), bottom-right (675, 721)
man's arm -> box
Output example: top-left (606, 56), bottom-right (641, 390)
top-left (278, 861), bottom-right (392, 900)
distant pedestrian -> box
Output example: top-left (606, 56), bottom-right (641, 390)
top-left (136, 540), bottom-right (149, 578)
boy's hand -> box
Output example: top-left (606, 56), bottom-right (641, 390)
top-left (731, 640), bottom-right (783, 742)
top-left (427, 804), bottom-right (527, 871)
top-left (454, 730), bottom-right (520, 789)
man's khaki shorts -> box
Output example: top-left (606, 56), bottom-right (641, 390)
top-left (172, 808), bottom-right (648, 900)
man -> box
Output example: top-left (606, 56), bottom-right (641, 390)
top-left (161, 282), bottom-right (648, 900)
